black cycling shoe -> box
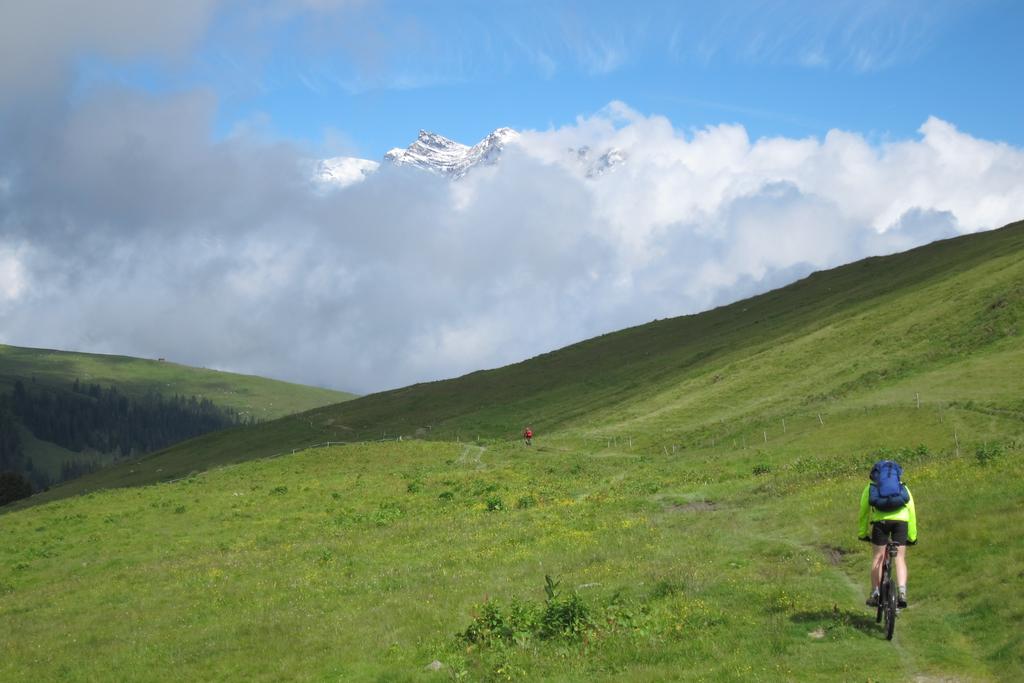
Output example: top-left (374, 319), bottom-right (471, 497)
top-left (866, 594), bottom-right (879, 607)
top-left (897, 594), bottom-right (908, 608)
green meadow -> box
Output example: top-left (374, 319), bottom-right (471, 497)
top-left (2, 221), bottom-right (1023, 680)
top-left (0, 344), bottom-right (355, 421)
top-left (0, 344), bottom-right (355, 480)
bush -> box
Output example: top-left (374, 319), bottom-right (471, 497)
top-left (975, 442), bottom-right (1004, 466)
top-left (459, 575), bottom-right (593, 647)
top-left (485, 496), bottom-right (504, 512)
top-left (540, 588), bottom-right (591, 640)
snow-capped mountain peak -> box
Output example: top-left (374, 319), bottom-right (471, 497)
top-left (384, 130), bottom-right (471, 176)
top-left (385, 127), bottom-right (521, 178)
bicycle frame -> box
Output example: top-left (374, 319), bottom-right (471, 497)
top-left (876, 541), bottom-right (900, 640)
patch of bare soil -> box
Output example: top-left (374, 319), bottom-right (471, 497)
top-left (820, 544), bottom-right (853, 566)
top-left (669, 501), bottom-right (717, 512)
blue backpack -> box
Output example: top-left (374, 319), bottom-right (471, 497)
top-left (869, 460), bottom-right (910, 511)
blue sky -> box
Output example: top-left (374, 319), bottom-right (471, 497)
top-left (67, 0), bottom-right (1024, 157)
top-left (2, 1), bottom-right (1023, 391)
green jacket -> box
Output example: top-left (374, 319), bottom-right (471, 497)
top-left (858, 484), bottom-right (917, 543)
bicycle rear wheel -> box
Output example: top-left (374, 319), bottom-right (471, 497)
top-left (884, 567), bottom-right (897, 640)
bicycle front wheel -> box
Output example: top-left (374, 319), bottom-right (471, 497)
top-left (884, 573), bottom-right (897, 640)
top-left (876, 565), bottom-right (887, 624)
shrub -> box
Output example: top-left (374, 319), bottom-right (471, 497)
top-left (458, 576), bottom-right (593, 647)
top-left (975, 442), bottom-right (1004, 466)
top-left (485, 496), bottom-right (504, 512)
top-left (540, 589), bottom-right (591, 640)
top-left (461, 599), bottom-right (539, 646)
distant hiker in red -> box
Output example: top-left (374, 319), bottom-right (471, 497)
top-left (522, 426), bottom-right (533, 446)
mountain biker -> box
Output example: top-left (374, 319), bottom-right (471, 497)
top-left (859, 461), bottom-right (917, 608)
top-left (522, 426), bottom-right (533, 446)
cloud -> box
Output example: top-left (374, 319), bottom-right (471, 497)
top-left (0, 0), bottom-right (372, 102)
top-left (0, 244), bottom-right (28, 305)
top-left (1, 95), bottom-right (1022, 393)
top-left (0, 0), bottom-right (224, 98)
top-left (670, 0), bottom-right (960, 73)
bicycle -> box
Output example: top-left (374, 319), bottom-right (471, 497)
top-left (875, 541), bottom-right (899, 640)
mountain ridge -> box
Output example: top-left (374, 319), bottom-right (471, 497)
top-left (316, 126), bottom-right (629, 185)
top-left (383, 127), bottom-right (520, 178)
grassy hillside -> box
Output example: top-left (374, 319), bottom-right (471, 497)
top-left (0, 344), bottom-right (355, 421)
top-left (22, 219), bottom-right (1024, 505)
top-left (1, 221), bottom-right (1022, 680)
top-left (0, 345), bottom-right (355, 482)
top-left (0, 437), bottom-right (1020, 680)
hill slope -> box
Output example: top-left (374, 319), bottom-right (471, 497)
top-left (23, 219), bottom-right (1024, 505)
top-left (1, 221), bottom-right (1022, 680)
top-left (0, 345), bottom-right (355, 421)
top-left (0, 345), bottom-right (355, 486)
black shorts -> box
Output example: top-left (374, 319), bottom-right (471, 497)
top-left (871, 520), bottom-right (909, 546)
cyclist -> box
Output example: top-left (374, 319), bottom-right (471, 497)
top-left (858, 460), bottom-right (917, 608)
top-left (522, 426), bottom-right (533, 446)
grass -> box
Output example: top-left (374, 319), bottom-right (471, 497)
top-left (1, 220), bottom-right (1023, 679)
top-left (0, 344), bottom-right (355, 422)
top-left (1, 436), bottom-right (1020, 681)
top-left (0, 344), bottom-right (355, 478)
top-left (20, 219), bottom-right (1024, 507)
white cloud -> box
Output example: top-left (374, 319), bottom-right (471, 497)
top-left (0, 245), bottom-right (28, 305)
top-left (1, 96), bottom-right (1021, 393)
top-left (0, 0), bottom-right (224, 97)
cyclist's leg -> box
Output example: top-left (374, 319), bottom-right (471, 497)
top-left (889, 521), bottom-right (909, 592)
top-left (870, 543), bottom-right (886, 591)
top-left (895, 545), bottom-right (908, 587)
top-left (869, 521), bottom-right (888, 592)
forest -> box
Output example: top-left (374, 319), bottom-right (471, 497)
top-left (0, 380), bottom-right (243, 504)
